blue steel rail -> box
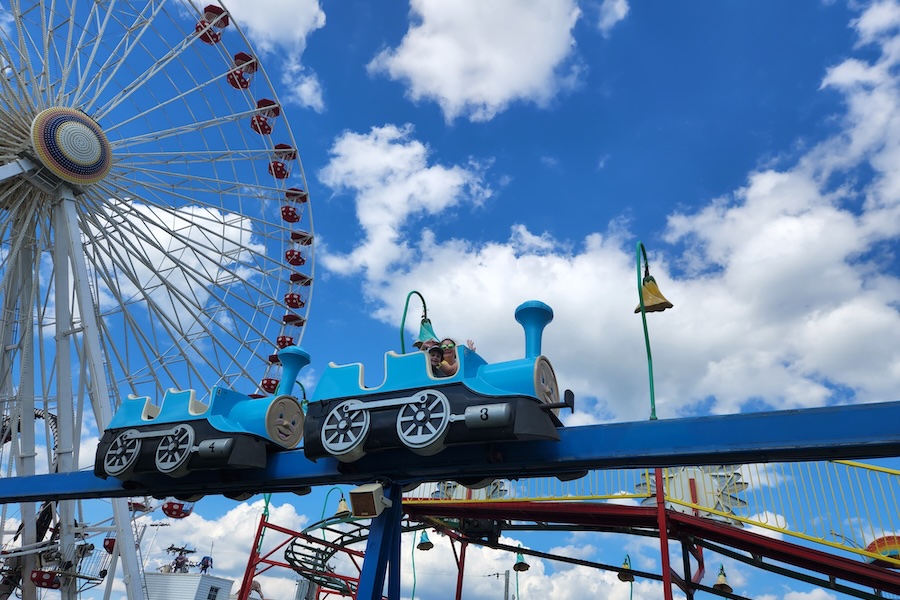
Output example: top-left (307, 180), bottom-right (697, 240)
top-left (4, 400), bottom-right (900, 503)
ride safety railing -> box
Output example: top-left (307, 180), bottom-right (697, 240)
top-left (404, 459), bottom-right (900, 567)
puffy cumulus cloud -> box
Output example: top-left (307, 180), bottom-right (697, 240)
top-left (546, 542), bottom-right (598, 564)
top-left (852, 0), bottom-right (900, 46)
top-left (598, 0), bottom-right (629, 37)
top-left (368, 0), bottom-right (582, 122)
top-left (214, 0), bottom-right (325, 109)
top-left (221, 0), bottom-right (324, 56)
top-left (319, 124), bottom-right (491, 279)
top-left (319, 0), bottom-right (900, 422)
top-left (281, 57), bottom-right (325, 112)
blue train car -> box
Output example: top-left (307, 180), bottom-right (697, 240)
top-left (303, 301), bottom-right (573, 463)
top-left (94, 369), bottom-right (307, 480)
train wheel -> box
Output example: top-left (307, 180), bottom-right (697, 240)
top-left (103, 430), bottom-right (142, 478)
top-left (396, 390), bottom-right (450, 456)
top-left (534, 357), bottom-right (561, 414)
top-left (154, 424), bottom-right (195, 476)
top-left (321, 401), bottom-right (369, 462)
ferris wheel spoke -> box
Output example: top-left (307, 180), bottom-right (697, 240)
top-left (112, 149), bottom-right (282, 168)
top-left (50, 8), bottom-right (91, 108)
top-left (41, 2), bottom-right (73, 104)
top-left (3, 12), bottom-right (39, 111)
top-left (92, 188), bottom-right (298, 272)
top-left (96, 295), bottom-right (178, 397)
top-left (80, 224), bottom-right (197, 394)
top-left (111, 109), bottom-right (261, 148)
top-left (106, 168), bottom-right (292, 209)
top-left (91, 6), bottom-right (213, 120)
top-left (104, 64), bottom-right (253, 138)
top-left (0, 115), bottom-right (31, 158)
top-left (76, 196), bottom-right (278, 387)
top-left (0, 181), bottom-right (33, 229)
top-left (65, 0), bottom-right (117, 107)
top-left (0, 22), bottom-right (38, 115)
top-left (79, 1), bottom-right (170, 116)
top-left (86, 185), bottom-right (290, 284)
top-left (81, 198), bottom-right (286, 330)
top-left (86, 234), bottom-right (253, 390)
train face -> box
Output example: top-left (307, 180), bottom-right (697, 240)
top-left (94, 387), bottom-right (304, 480)
top-left (304, 301), bottom-right (570, 463)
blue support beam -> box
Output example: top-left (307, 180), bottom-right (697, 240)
top-left (4, 400), bottom-right (900, 504)
top-left (355, 484), bottom-right (403, 600)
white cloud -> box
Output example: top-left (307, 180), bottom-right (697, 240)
top-left (367, 0), bottom-right (583, 122)
top-left (318, 124), bottom-right (491, 279)
top-left (137, 499), bottom-right (308, 576)
top-left (280, 58), bottom-right (325, 112)
top-left (221, 0), bottom-right (325, 56)
top-left (598, 0), bottom-right (629, 37)
top-left (320, 0), bottom-right (900, 421)
top-left (852, 0), bottom-right (900, 46)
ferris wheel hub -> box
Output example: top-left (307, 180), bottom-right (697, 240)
top-left (30, 107), bottom-right (112, 185)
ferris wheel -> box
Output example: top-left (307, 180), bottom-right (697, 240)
top-left (0, 2), bottom-right (313, 599)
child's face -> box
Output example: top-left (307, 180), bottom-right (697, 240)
top-left (428, 347), bottom-right (443, 365)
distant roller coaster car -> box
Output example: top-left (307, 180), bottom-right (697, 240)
top-left (303, 301), bottom-right (574, 463)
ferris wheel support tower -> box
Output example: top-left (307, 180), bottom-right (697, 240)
top-left (0, 159), bottom-right (143, 600)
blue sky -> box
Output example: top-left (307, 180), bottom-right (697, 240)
top-left (284, 0), bottom-right (900, 422)
top-left (51, 0), bottom-right (900, 598)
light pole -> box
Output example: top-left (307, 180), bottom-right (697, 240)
top-left (634, 241), bottom-right (673, 421)
top-left (513, 546), bottom-right (529, 600)
top-left (411, 530), bottom-right (433, 600)
top-left (635, 242), bottom-right (674, 600)
top-left (319, 487), bottom-right (349, 540)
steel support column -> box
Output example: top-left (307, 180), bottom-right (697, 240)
top-left (455, 540), bottom-right (467, 600)
top-left (655, 468), bottom-right (674, 600)
top-left (355, 484), bottom-right (403, 600)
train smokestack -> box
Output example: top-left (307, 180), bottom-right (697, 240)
top-left (515, 301), bottom-right (553, 358)
top-left (276, 346), bottom-right (311, 397)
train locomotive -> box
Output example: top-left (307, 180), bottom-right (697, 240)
top-left (303, 300), bottom-right (573, 463)
top-left (94, 369), bottom-right (306, 481)
top-left (94, 300), bottom-right (572, 480)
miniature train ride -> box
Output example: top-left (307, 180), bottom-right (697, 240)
top-left (94, 301), bottom-right (572, 480)
top-left (94, 381), bottom-right (306, 480)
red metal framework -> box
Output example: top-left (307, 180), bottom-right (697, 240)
top-left (404, 498), bottom-right (900, 599)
